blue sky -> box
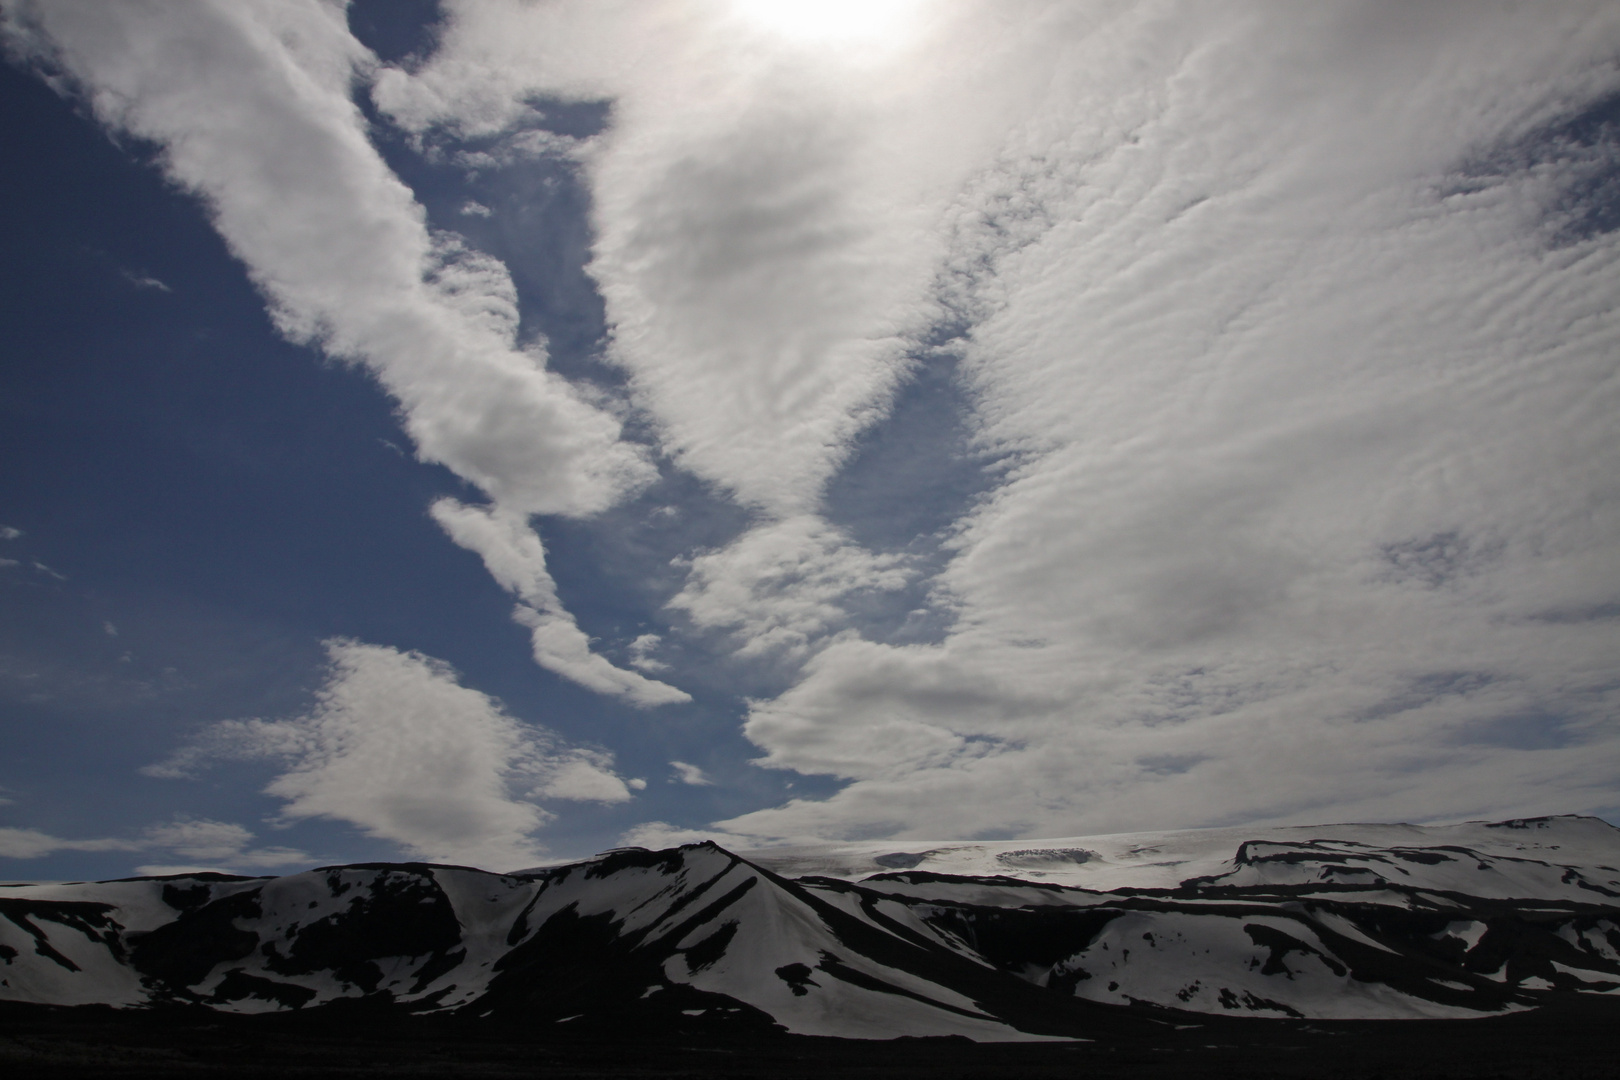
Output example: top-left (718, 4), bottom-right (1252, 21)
top-left (3, 0), bottom-right (1619, 879)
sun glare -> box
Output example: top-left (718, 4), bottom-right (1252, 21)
top-left (731, 0), bottom-right (918, 47)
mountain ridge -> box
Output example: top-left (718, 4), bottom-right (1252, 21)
top-left (3, 816), bottom-right (1618, 1040)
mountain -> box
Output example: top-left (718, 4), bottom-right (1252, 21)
top-left (3, 815), bottom-right (1618, 1040)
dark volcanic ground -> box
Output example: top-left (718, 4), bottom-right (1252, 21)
top-left (3, 997), bottom-right (1619, 1079)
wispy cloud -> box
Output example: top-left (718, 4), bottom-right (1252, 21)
top-left (137, 817), bottom-right (308, 870)
top-left (0, 827), bottom-right (139, 860)
top-left (431, 498), bottom-right (688, 705)
top-left (0, 816), bottom-right (307, 870)
top-left (670, 761), bottom-right (714, 787)
top-left (5, 0), bottom-right (661, 700)
top-left (120, 269), bottom-right (171, 292)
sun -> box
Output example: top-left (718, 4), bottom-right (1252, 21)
top-left (730, 0), bottom-right (919, 47)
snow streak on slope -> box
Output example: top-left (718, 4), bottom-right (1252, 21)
top-left (2, 817), bottom-right (1618, 1036)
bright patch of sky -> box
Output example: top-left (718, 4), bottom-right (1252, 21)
top-left (2, 0), bottom-right (1618, 878)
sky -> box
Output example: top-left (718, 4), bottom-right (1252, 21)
top-left (1, 0), bottom-right (1617, 879)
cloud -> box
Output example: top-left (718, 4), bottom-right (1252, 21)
top-left (140, 817), bottom-right (255, 860)
top-left (0, 816), bottom-right (307, 870)
top-left (146, 639), bottom-right (638, 869)
top-left (12, 1), bottom-right (1620, 848)
top-left (379, 1), bottom-right (1018, 517)
top-left (430, 498), bottom-right (689, 705)
top-left (0, 827), bottom-right (138, 860)
top-left (4, 0), bottom-right (660, 698)
top-left (363, 2), bottom-right (1620, 843)
top-left (701, 1), bottom-right (1620, 841)
top-left (616, 821), bottom-right (736, 849)
top-left (138, 817), bottom-right (310, 869)
top-left (359, 1), bottom-right (1620, 840)
top-left (626, 633), bottom-right (668, 673)
top-left (529, 751), bottom-right (638, 803)
top-left (669, 761), bottom-right (713, 787)
top-left (0, 526), bottom-right (20, 540)
top-left (120, 269), bottom-right (171, 292)
top-left (370, 2), bottom-right (1035, 656)
top-left (668, 515), bottom-right (912, 660)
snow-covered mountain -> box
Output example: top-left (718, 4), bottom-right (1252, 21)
top-left (3, 816), bottom-right (1617, 1039)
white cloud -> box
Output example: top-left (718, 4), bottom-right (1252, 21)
top-left (670, 761), bottom-right (714, 786)
top-left (430, 498), bottom-right (689, 705)
top-left (3, 0), bottom-right (661, 698)
top-left (0, 526), bottom-right (21, 540)
top-left (121, 269), bottom-right (171, 292)
top-left (227, 848), bottom-right (311, 869)
top-left (452, 128), bottom-right (583, 173)
top-left (707, 1), bottom-right (1620, 841)
top-left (626, 633), bottom-right (668, 673)
top-left (140, 817), bottom-right (310, 868)
top-left (0, 816), bottom-right (307, 870)
top-left (140, 817), bottom-right (255, 861)
top-left (617, 821), bottom-right (736, 849)
top-left (11, 1), bottom-right (1620, 848)
top-left (356, 1), bottom-right (1131, 707)
top-left (139, 717), bottom-right (306, 781)
top-left (454, 2), bottom-right (1003, 516)
top-left (528, 750), bottom-right (637, 803)
top-left (362, 1), bottom-right (1620, 840)
top-left (0, 827), bottom-right (137, 860)
top-left (668, 515), bottom-right (912, 659)
top-left (146, 639), bottom-right (638, 869)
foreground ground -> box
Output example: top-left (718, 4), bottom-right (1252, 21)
top-left (3, 998), bottom-right (1619, 1079)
